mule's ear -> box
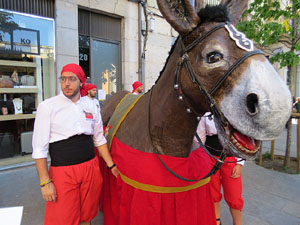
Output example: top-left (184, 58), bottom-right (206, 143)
top-left (157, 0), bottom-right (200, 35)
top-left (220, 0), bottom-right (248, 25)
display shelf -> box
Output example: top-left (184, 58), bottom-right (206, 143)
top-left (0, 88), bottom-right (38, 93)
top-left (0, 114), bottom-right (36, 121)
top-left (0, 59), bottom-right (40, 122)
top-left (0, 60), bottom-right (37, 68)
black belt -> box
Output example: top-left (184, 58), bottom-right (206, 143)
top-left (49, 134), bottom-right (95, 167)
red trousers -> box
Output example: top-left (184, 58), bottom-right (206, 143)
top-left (210, 157), bottom-right (244, 211)
top-left (45, 157), bottom-right (102, 225)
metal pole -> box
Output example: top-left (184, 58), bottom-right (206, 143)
top-left (258, 142), bottom-right (263, 166)
top-left (270, 140), bottom-right (275, 161)
top-left (138, 2), bottom-right (143, 83)
top-left (297, 116), bottom-right (300, 173)
top-left (284, 118), bottom-right (292, 167)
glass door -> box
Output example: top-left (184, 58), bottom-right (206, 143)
top-left (91, 39), bottom-right (121, 100)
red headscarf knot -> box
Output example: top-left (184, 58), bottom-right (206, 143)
top-left (61, 63), bottom-right (87, 96)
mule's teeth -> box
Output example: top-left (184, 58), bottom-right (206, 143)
top-left (237, 143), bottom-right (243, 150)
top-left (231, 136), bottom-right (237, 143)
top-left (230, 134), bottom-right (259, 156)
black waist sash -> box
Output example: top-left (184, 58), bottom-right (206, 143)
top-left (205, 135), bottom-right (232, 157)
top-left (49, 134), bottom-right (95, 167)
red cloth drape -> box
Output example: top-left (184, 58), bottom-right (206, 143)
top-left (100, 137), bottom-right (216, 225)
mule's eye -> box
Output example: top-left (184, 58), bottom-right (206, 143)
top-left (206, 52), bottom-right (223, 63)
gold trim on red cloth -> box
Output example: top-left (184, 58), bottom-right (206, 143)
top-left (119, 172), bottom-right (210, 193)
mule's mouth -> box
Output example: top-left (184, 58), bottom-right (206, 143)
top-left (230, 128), bottom-right (261, 156)
top-left (218, 122), bottom-right (261, 157)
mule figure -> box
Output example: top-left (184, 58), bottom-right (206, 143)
top-left (99, 0), bottom-right (292, 225)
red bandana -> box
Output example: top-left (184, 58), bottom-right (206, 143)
top-left (132, 81), bottom-right (142, 93)
top-left (61, 63), bottom-right (87, 96)
top-left (85, 83), bottom-right (97, 92)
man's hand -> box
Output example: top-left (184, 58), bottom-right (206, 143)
top-left (111, 166), bottom-right (120, 178)
top-left (231, 164), bottom-right (242, 178)
top-left (41, 182), bottom-right (57, 202)
top-left (97, 144), bottom-right (120, 178)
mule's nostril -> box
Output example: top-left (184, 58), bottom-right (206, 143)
top-left (246, 93), bottom-right (259, 115)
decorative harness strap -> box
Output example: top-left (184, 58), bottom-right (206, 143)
top-left (105, 93), bottom-right (144, 150)
top-left (175, 22), bottom-right (264, 129)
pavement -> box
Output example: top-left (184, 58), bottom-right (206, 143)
top-left (220, 123), bottom-right (300, 225)
top-left (0, 125), bottom-right (300, 225)
top-left (0, 165), bottom-right (103, 225)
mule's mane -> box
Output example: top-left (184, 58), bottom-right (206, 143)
top-left (197, 4), bottom-right (229, 24)
top-left (154, 4), bottom-right (229, 85)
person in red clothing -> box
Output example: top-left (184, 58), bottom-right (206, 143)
top-left (196, 113), bottom-right (245, 225)
top-left (132, 81), bottom-right (143, 94)
top-left (32, 63), bottom-right (119, 225)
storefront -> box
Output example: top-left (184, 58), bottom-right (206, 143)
top-left (0, 9), bottom-right (55, 163)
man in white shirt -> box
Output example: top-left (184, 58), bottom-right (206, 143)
top-left (195, 113), bottom-right (244, 225)
top-left (84, 83), bottom-right (100, 111)
top-left (32, 63), bottom-right (119, 225)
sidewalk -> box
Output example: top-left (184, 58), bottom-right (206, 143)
top-left (220, 161), bottom-right (300, 225)
top-left (220, 123), bottom-right (300, 225)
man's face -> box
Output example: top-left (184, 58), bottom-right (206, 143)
top-left (60, 72), bottom-right (81, 99)
top-left (136, 85), bottom-right (143, 94)
top-left (88, 88), bottom-right (97, 98)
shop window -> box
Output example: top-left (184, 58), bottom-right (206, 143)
top-left (0, 9), bottom-right (55, 163)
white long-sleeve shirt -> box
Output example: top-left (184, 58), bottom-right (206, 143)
top-left (195, 112), bottom-right (245, 166)
top-left (82, 95), bottom-right (101, 112)
top-left (32, 92), bottom-right (107, 159)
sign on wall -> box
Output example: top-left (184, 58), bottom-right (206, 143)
top-left (0, 26), bottom-right (40, 55)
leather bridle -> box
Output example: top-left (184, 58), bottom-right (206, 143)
top-left (174, 23), bottom-right (263, 128)
top-left (148, 22), bottom-right (264, 181)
